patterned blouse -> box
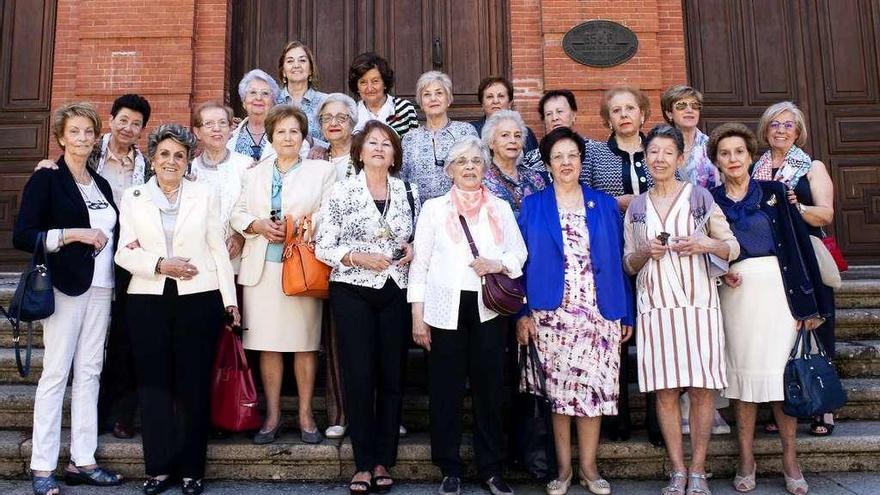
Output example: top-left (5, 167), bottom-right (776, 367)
top-left (583, 134), bottom-right (653, 198)
top-left (400, 120), bottom-right (478, 204)
top-left (521, 135), bottom-right (596, 184)
top-left (276, 86), bottom-right (328, 147)
top-left (482, 161), bottom-right (546, 216)
top-left (682, 129), bottom-right (720, 189)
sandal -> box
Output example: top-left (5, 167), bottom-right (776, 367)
top-left (732, 464), bottom-right (756, 492)
top-left (662, 471), bottom-right (688, 494)
top-left (809, 414), bottom-right (835, 437)
top-left (686, 471), bottom-right (712, 495)
top-left (763, 422), bottom-right (779, 434)
top-left (349, 472), bottom-right (372, 495)
top-left (63, 465), bottom-right (123, 486)
top-left (372, 475), bottom-right (394, 493)
top-left (784, 470), bottom-right (809, 495)
top-left (31, 473), bottom-right (60, 495)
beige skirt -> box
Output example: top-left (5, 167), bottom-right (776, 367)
top-left (719, 256), bottom-right (798, 403)
top-left (242, 261), bottom-right (322, 352)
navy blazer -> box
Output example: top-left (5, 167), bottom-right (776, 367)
top-left (13, 156), bottom-right (119, 297)
top-left (517, 185), bottom-right (634, 326)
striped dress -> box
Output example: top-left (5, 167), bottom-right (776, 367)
top-left (624, 183), bottom-right (737, 392)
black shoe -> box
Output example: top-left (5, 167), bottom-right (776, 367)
top-left (143, 476), bottom-right (174, 495)
top-left (648, 428), bottom-right (665, 448)
top-left (438, 476), bottom-right (461, 495)
top-left (182, 478), bottom-right (204, 495)
top-left (63, 466), bottom-right (123, 486)
top-left (482, 476), bottom-right (513, 495)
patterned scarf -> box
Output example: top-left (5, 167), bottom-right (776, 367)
top-left (446, 185), bottom-right (504, 245)
top-left (751, 145), bottom-right (812, 188)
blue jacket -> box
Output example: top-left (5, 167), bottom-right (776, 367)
top-left (517, 185), bottom-right (634, 326)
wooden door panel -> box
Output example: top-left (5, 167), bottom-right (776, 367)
top-left (815, 0), bottom-right (878, 103)
top-left (741, 0), bottom-right (803, 105)
top-left (684, 0), bottom-right (745, 104)
top-left (833, 158), bottom-right (880, 262)
top-left (373, 0), bottom-right (433, 102)
top-left (825, 108), bottom-right (880, 155)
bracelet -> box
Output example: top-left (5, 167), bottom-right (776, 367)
top-left (58, 229), bottom-right (65, 247)
top-left (347, 252), bottom-right (356, 267)
top-left (155, 257), bottom-right (164, 274)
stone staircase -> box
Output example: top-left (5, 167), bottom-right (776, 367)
top-left (0, 269), bottom-right (878, 481)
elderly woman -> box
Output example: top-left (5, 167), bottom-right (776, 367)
top-left (623, 124), bottom-right (739, 495)
top-left (115, 124), bottom-right (239, 495)
top-left (232, 104), bottom-right (336, 446)
top-left (481, 110), bottom-right (546, 216)
top-left (309, 92), bottom-right (358, 180)
top-left (228, 69), bottom-right (282, 162)
top-left (401, 70), bottom-right (479, 204)
top-left (521, 89), bottom-right (592, 182)
top-left (409, 136), bottom-right (526, 495)
top-left (752, 101), bottom-right (838, 437)
top-left (471, 76), bottom-right (539, 153)
top-left (316, 120), bottom-right (418, 494)
top-left (661, 84), bottom-right (719, 189)
top-left (190, 101), bottom-right (251, 268)
top-left (709, 122), bottom-right (831, 495)
top-left (516, 127), bottom-right (633, 495)
top-left (349, 52), bottom-right (418, 137)
top-left (15, 103), bottom-right (122, 495)
top-left (276, 40), bottom-right (328, 146)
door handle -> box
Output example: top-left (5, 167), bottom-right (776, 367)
top-left (432, 38), bottom-right (443, 68)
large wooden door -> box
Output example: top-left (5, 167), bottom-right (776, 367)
top-left (684, 0), bottom-right (880, 264)
top-left (0, 0), bottom-right (56, 269)
top-left (230, 0), bottom-right (509, 121)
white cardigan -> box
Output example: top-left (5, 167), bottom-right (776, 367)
top-left (407, 191), bottom-right (527, 330)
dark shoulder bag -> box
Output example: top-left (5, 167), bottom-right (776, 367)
top-left (457, 215), bottom-right (525, 316)
top-left (511, 341), bottom-right (557, 480)
top-left (404, 181), bottom-right (416, 243)
top-left (783, 327), bottom-right (847, 417)
top-left (1, 231), bottom-right (55, 377)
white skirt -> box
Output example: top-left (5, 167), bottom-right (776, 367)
top-left (242, 262), bottom-right (322, 352)
top-left (720, 256), bottom-right (798, 403)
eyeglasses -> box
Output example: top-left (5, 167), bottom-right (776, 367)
top-left (673, 101), bottom-right (702, 111)
top-left (201, 120), bottom-right (230, 130)
top-left (246, 90), bottom-right (272, 99)
top-left (769, 120), bottom-right (796, 131)
top-left (319, 114), bottom-right (351, 125)
top-left (549, 152), bottom-right (581, 164)
top-left (449, 157), bottom-right (484, 167)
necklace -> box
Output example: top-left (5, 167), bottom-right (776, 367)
top-left (76, 181), bottom-right (109, 210)
top-left (200, 149), bottom-right (229, 169)
top-left (371, 176), bottom-right (393, 239)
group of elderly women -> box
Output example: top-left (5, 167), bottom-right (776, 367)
top-left (14, 36), bottom-right (838, 495)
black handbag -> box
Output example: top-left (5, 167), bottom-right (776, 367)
top-left (510, 341), bottom-right (557, 480)
top-left (1, 231), bottom-right (55, 377)
top-left (783, 327), bottom-right (847, 418)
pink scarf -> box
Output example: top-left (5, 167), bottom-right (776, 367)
top-left (446, 185), bottom-right (504, 246)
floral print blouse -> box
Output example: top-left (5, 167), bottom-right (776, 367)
top-left (400, 120), bottom-right (479, 204)
top-left (482, 161), bottom-right (546, 216)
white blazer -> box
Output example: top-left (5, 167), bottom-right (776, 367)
top-left (231, 158), bottom-right (336, 286)
top-left (114, 178), bottom-right (237, 307)
top-left (407, 191), bottom-right (527, 330)
top-left (227, 116), bottom-right (311, 162)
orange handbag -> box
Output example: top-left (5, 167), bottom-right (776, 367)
top-left (281, 215), bottom-right (330, 298)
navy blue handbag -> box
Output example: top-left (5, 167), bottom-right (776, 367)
top-left (783, 327), bottom-right (847, 417)
top-left (1, 231), bottom-right (55, 377)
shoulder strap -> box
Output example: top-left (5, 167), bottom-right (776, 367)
top-left (689, 185), bottom-right (715, 232)
top-left (628, 193), bottom-right (647, 222)
top-left (404, 181), bottom-right (416, 243)
top-left (457, 215), bottom-right (480, 259)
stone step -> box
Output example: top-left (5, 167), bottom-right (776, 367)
top-left (836, 341), bottom-right (880, 379)
top-left (0, 319), bottom-right (43, 348)
top-left (836, 279), bottom-right (880, 309)
top-left (0, 348), bottom-right (41, 384)
top-left (0, 421), bottom-right (878, 480)
top-left (837, 309), bottom-right (880, 340)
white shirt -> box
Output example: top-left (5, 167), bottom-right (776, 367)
top-left (79, 181), bottom-right (116, 288)
top-left (407, 191), bottom-right (527, 330)
top-left (354, 97), bottom-right (395, 134)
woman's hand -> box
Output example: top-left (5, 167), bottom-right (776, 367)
top-left (412, 304), bottom-right (431, 351)
top-left (67, 228), bottom-right (109, 251)
top-left (669, 233), bottom-right (714, 256)
top-left (250, 218), bottom-right (286, 243)
top-left (125, 240), bottom-right (141, 250)
top-left (470, 256), bottom-right (504, 276)
top-left (226, 232), bottom-right (245, 258)
top-left (516, 316), bottom-right (537, 345)
top-left (796, 317), bottom-right (825, 331)
top-left (226, 306), bottom-right (241, 327)
top-left (34, 159), bottom-right (58, 172)
top-left (621, 325), bottom-right (633, 343)
top-left (639, 238), bottom-right (667, 261)
top-left (787, 188), bottom-right (799, 205)
top-left (721, 272), bottom-right (742, 288)
top-left (394, 242), bottom-right (414, 266)
top-left (352, 252), bottom-right (392, 272)
top-left (158, 256), bottom-right (199, 280)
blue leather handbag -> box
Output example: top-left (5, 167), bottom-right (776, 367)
top-left (783, 327), bottom-right (847, 417)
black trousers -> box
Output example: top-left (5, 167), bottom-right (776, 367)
top-left (429, 291), bottom-right (506, 480)
top-left (330, 280), bottom-right (408, 471)
top-left (98, 273), bottom-right (138, 428)
top-left (127, 280), bottom-right (223, 478)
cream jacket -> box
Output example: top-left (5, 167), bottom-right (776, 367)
top-left (114, 178), bottom-right (237, 307)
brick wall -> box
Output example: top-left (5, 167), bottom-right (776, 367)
top-left (47, 0), bottom-right (230, 158)
top-left (508, 0), bottom-right (687, 142)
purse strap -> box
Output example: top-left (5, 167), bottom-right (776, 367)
top-left (519, 341), bottom-right (550, 399)
top-left (5, 231), bottom-right (45, 377)
top-left (457, 215), bottom-right (480, 259)
top-left (404, 182), bottom-right (416, 243)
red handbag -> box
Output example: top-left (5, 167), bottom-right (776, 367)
top-left (211, 327), bottom-right (263, 432)
top-left (822, 235), bottom-right (849, 272)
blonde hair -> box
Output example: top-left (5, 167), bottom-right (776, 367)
top-left (52, 102), bottom-right (101, 149)
top-left (757, 101), bottom-right (807, 148)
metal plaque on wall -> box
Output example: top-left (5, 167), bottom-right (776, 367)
top-left (562, 20), bottom-right (638, 68)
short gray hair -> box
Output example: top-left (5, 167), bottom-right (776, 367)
top-left (415, 70), bottom-right (454, 108)
top-left (319, 92), bottom-right (358, 128)
top-left (444, 136), bottom-right (490, 173)
top-left (757, 100), bottom-right (808, 148)
top-left (147, 123), bottom-right (198, 162)
top-left (237, 69), bottom-right (281, 103)
top-left (481, 109), bottom-right (528, 151)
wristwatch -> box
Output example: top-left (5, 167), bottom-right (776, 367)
top-left (796, 203), bottom-right (807, 215)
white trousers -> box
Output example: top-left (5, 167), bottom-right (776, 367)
top-left (30, 287), bottom-right (111, 471)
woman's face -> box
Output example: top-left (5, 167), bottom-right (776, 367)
top-left (319, 101), bottom-right (354, 144)
top-left (547, 138), bottom-right (582, 186)
top-left (766, 110), bottom-right (799, 152)
top-left (542, 96), bottom-right (576, 132)
top-left (645, 136), bottom-right (683, 183)
top-left (60, 116), bottom-right (98, 159)
top-left (481, 83), bottom-right (511, 117)
top-left (359, 128), bottom-right (395, 171)
top-left (243, 79), bottom-right (272, 118)
top-left (715, 136), bottom-right (753, 183)
top-left (667, 97), bottom-right (701, 130)
top-left (193, 107), bottom-right (232, 153)
top-left (447, 148), bottom-right (486, 191)
top-left (419, 81), bottom-right (450, 118)
top-left (357, 68), bottom-right (387, 108)
top-left (489, 119), bottom-right (523, 163)
top-left (152, 138), bottom-right (188, 187)
top-left (282, 46), bottom-right (311, 85)
top-left (608, 91), bottom-right (644, 138)
top-left (271, 116), bottom-right (304, 160)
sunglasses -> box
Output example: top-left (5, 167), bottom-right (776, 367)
top-left (673, 101), bottom-right (702, 111)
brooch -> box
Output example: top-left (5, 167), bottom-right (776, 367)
top-left (587, 200), bottom-right (595, 209)
top-left (766, 194), bottom-right (777, 206)
top-left (133, 189), bottom-right (141, 197)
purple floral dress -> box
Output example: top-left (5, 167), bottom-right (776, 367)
top-left (530, 208), bottom-right (622, 417)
